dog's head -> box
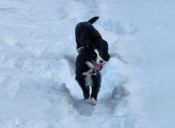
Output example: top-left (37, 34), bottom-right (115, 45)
top-left (95, 40), bottom-right (110, 62)
top-left (82, 44), bottom-right (104, 71)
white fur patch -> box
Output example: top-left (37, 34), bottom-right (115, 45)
top-left (77, 47), bottom-right (84, 53)
top-left (86, 61), bottom-right (95, 69)
top-left (82, 61), bottom-right (96, 87)
top-left (86, 98), bottom-right (97, 106)
top-left (94, 49), bottom-right (105, 65)
top-left (83, 61), bottom-right (96, 75)
top-left (85, 75), bottom-right (92, 87)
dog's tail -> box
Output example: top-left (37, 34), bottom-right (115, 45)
top-left (88, 16), bottom-right (99, 24)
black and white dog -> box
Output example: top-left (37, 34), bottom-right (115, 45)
top-left (75, 17), bottom-right (110, 105)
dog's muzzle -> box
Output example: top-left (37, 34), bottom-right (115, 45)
top-left (91, 60), bottom-right (104, 71)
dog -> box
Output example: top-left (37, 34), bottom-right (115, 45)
top-left (75, 16), bottom-right (110, 62)
top-left (75, 44), bottom-right (102, 105)
top-left (75, 17), bottom-right (110, 105)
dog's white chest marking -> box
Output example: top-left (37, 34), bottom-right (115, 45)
top-left (82, 61), bottom-right (96, 87)
top-left (83, 61), bottom-right (96, 76)
top-left (85, 74), bottom-right (93, 87)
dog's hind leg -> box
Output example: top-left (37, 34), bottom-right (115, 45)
top-left (91, 72), bottom-right (101, 101)
top-left (75, 76), bottom-right (90, 99)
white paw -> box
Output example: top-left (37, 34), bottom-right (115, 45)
top-left (86, 98), bottom-right (97, 106)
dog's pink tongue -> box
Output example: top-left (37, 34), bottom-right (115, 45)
top-left (95, 64), bottom-right (103, 71)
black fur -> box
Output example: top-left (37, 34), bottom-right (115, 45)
top-left (75, 46), bottom-right (101, 100)
top-left (75, 16), bottom-right (110, 61)
top-left (88, 16), bottom-right (99, 24)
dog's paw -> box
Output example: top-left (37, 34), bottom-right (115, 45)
top-left (86, 98), bottom-right (97, 106)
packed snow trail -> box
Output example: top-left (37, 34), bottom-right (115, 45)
top-left (1, 0), bottom-right (175, 128)
top-left (0, 0), bottom-right (135, 128)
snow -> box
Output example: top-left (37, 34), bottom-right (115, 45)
top-left (0, 0), bottom-right (175, 128)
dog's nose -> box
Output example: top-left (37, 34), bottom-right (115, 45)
top-left (100, 60), bottom-right (104, 64)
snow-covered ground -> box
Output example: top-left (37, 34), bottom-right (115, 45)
top-left (0, 0), bottom-right (175, 128)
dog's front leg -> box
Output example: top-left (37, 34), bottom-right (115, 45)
top-left (91, 72), bottom-right (101, 101)
top-left (75, 75), bottom-right (90, 99)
